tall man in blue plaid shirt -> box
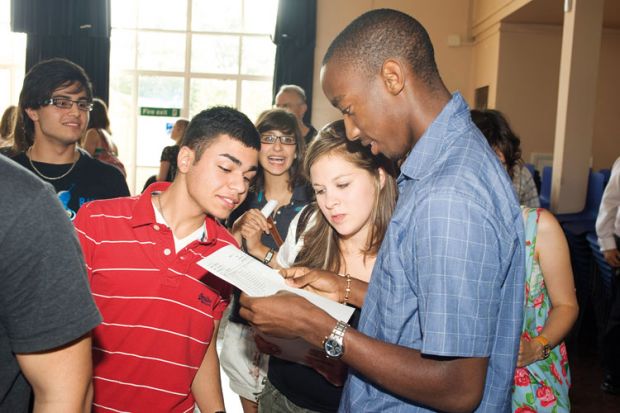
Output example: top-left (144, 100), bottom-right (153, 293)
top-left (240, 9), bottom-right (525, 412)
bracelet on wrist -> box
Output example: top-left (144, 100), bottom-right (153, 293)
top-left (532, 335), bottom-right (551, 359)
top-left (343, 273), bottom-right (352, 305)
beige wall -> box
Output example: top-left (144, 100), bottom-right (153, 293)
top-left (494, 24), bottom-right (562, 165)
top-left (312, 0), bottom-right (474, 130)
top-left (311, 1), bottom-right (620, 170)
top-left (471, 25), bottom-right (501, 108)
top-left (487, 23), bottom-right (620, 170)
top-left (593, 30), bottom-right (620, 169)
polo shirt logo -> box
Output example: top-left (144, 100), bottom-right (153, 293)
top-left (198, 292), bottom-right (212, 306)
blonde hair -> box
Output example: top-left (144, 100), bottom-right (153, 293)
top-left (294, 120), bottom-right (397, 272)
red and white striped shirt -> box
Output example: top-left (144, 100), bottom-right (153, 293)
top-left (74, 182), bottom-right (234, 412)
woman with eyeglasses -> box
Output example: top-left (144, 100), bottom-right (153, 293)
top-left (220, 108), bottom-right (311, 413)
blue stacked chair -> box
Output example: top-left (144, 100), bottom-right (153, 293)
top-left (599, 168), bottom-right (611, 187)
top-left (558, 171), bottom-right (607, 349)
top-left (539, 166), bottom-right (552, 209)
top-left (585, 231), bottom-right (615, 346)
top-left (556, 171), bottom-right (606, 229)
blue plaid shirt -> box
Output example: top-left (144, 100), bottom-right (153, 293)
top-left (339, 93), bottom-right (525, 412)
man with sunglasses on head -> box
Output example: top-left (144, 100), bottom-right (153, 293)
top-left (11, 58), bottom-right (129, 220)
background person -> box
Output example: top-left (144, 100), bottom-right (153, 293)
top-left (220, 108), bottom-right (310, 413)
top-left (471, 109), bottom-right (540, 207)
top-left (82, 97), bottom-right (126, 176)
top-left (158, 118), bottom-right (190, 182)
top-left (275, 84), bottom-right (317, 145)
top-left (0, 105), bottom-right (16, 147)
top-left (473, 108), bottom-right (578, 410)
top-left (10, 58), bottom-right (129, 219)
top-left (0, 155), bottom-right (101, 412)
top-left (257, 119), bottom-right (397, 413)
top-left (596, 156), bottom-right (620, 394)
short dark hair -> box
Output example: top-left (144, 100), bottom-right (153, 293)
top-left (181, 106), bottom-right (260, 161)
top-left (322, 9), bottom-right (440, 87)
top-left (87, 98), bottom-right (111, 132)
top-left (254, 108), bottom-right (306, 191)
top-left (471, 109), bottom-right (522, 179)
top-left (16, 58), bottom-right (93, 151)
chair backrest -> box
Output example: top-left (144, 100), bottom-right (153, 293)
top-left (539, 166), bottom-right (552, 209)
top-left (584, 171), bottom-right (606, 221)
top-left (524, 163), bottom-right (536, 177)
top-left (599, 168), bottom-right (611, 187)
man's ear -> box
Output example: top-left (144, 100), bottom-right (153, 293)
top-left (24, 107), bottom-right (39, 122)
top-left (177, 146), bottom-right (195, 174)
top-left (381, 59), bottom-right (405, 96)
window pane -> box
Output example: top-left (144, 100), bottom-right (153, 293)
top-left (138, 0), bottom-right (187, 30)
top-left (190, 78), bottom-right (237, 118)
top-left (243, 0), bottom-right (278, 33)
top-left (0, 0), bottom-right (9, 25)
top-left (137, 32), bottom-right (186, 71)
top-left (137, 76), bottom-right (184, 167)
top-left (191, 34), bottom-right (239, 74)
top-left (0, 69), bottom-right (11, 111)
top-left (110, 30), bottom-right (136, 70)
top-left (192, 0), bottom-right (241, 32)
top-left (241, 36), bottom-right (275, 76)
top-left (109, 73), bottom-right (135, 171)
top-left (240, 80), bottom-right (272, 123)
top-left (0, 31), bottom-right (26, 65)
top-left (111, 0), bottom-right (138, 29)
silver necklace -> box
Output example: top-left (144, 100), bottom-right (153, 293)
top-left (27, 146), bottom-right (79, 181)
top-left (156, 193), bottom-right (168, 224)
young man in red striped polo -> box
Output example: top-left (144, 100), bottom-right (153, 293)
top-left (74, 106), bottom-right (260, 412)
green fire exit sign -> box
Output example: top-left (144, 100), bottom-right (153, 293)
top-left (140, 107), bottom-right (181, 117)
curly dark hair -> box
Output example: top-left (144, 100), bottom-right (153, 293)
top-left (471, 109), bottom-right (522, 179)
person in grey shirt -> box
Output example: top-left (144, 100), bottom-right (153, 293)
top-left (0, 155), bottom-right (101, 412)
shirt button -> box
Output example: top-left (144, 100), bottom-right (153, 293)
top-left (163, 248), bottom-right (171, 256)
top-left (153, 224), bottom-right (160, 231)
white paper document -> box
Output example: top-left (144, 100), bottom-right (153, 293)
top-left (197, 245), bottom-right (355, 323)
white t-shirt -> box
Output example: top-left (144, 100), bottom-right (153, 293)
top-left (596, 157), bottom-right (620, 251)
top-left (276, 205), bottom-right (317, 268)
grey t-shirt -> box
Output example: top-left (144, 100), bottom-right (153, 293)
top-left (0, 156), bottom-right (101, 411)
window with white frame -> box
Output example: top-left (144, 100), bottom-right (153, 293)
top-left (0, 0), bottom-right (26, 117)
top-left (110, 0), bottom-right (279, 194)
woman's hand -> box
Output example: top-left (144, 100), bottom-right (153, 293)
top-left (305, 349), bottom-right (348, 387)
top-left (232, 209), bottom-right (271, 255)
top-left (517, 337), bottom-right (543, 367)
top-left (281, 267), bottom-right (343, 302)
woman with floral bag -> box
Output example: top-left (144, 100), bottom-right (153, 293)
top-left (511, 207), bottom-right (578, 412)
top-left (471, 109), bottom-right (579, 412)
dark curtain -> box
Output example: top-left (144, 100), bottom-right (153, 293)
top-left (11, 0), bottom-right (111, 103)
top-left (272, 0), bottom-right (317, 125)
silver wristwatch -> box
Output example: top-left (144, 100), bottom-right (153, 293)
top-left (323, 320), bottom-right (348, 359)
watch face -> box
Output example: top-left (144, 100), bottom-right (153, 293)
top-left (324, 338), bottom-right (343, 358)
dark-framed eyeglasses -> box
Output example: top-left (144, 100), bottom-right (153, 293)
top-left (42, 97), bottom-right (94, 112)
top-left (260, 134), bottom-right (296, 145)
